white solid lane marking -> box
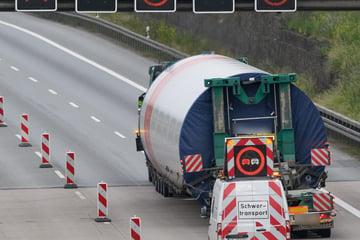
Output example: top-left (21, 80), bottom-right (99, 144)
top-left (35, 151), bottom-right (42, 158)
top-left (75, 191), bottom-right (86, 200)
top-left (91, 116), bottom-right (101, 123)
top-left (334, 195), bottom-right (360, 219)
top-left (69, 102), bottom-right (79, 108)
top-left (321, 188), bottom-right (360, 219)
top-left (28, 77), bottom-right (38, 83)
top-left (0, 20), bottom-right (147, 92)
top-left (114, 131), bottom-right (126, 139)
top-left (10, 66), bottom-right (19, 71)
top-left (48, 89), bottom-right (58, 95)
top-left (15, 134), bottom-right (21, 140)
top-left (54, 170), bottom-right (65, 179)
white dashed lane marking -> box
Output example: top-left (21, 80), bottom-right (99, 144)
top-left (69, 102), bottom-right (79, 108)
top-left (10, 66), bottom-right (19, 71)
top-left (48, 89), bottom-right (58, 95)
top-left (91, 116), bottom-right (101, 123)
top-left (28, 77), bottom-right (38, 83)
top-left (114, 131), bottom-right (126, 139)
top-left (75, 191), bottom-right (86, 200)
top-left (35, 151), bottom-right (42, 158)
top-left (54, 170), bottom-right (65, 179)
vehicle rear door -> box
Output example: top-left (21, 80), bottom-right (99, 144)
top-left (252, 180), bottom-right (287, 240)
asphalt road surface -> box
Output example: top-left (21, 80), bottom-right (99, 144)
top-left (0, 12), bottom-right (153, 187)
top-left (0, 13), bottom-right (359, 240)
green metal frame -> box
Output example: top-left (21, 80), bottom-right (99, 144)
top-left (204, 73), bottom-right (297, 166)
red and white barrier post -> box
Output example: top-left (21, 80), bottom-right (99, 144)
top-left (40, 133), bottom-right (53, 168)
top-left (64, 151), bottom-right (77, 189)
top-left (130, 216), bottom-right (141, 240)
top-left (19, 113), bottom-right (32, 147)
top-left (0, 96), bottom-right (7, 127)
top-left (95, 182), bottom-right (111, 222)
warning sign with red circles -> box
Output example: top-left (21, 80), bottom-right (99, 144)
top-left (135, 0), bottom-right (176, 12)
top-left (234, 145), bottom-right (267, 177)
top-left (226, 137), bottom-right (274, 178)
top-left (255, 0), bottom-right (296, 12)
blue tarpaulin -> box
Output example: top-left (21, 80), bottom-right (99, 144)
top-left (179, 73), bottom-right (327, 206)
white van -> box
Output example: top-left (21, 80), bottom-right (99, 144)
top-left (208, 178), bottom-right (290, 240)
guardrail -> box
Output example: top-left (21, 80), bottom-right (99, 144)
top-left (34, 12), bottom-right (188, 62)
top-left (315, 104), bottom-right (360, 144)
top-left (34, 12), bottom-right (360, 144)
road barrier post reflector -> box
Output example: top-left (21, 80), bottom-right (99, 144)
top-left (64, 151), bottom-right (78, 189)
top-left (95, 181), bottom-right (111, 222)
top-left (0, 96), bottom-right (7, 127)
top-left (40, 133), bottom-right (53, 168)
top-left (19, 114), bottom-right (32, 147)
top-left (130, 216), bottom-right (141, 240)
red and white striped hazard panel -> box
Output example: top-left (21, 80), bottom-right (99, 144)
top-left (313, 193), bottom-right (332, 211)
top-left (226, 137), bottom-right (274, 178)
top-left (265, 181), bottom-right (287, 240)
top-left (311, 148), bottom-right (330, 166)
top-left (222, 183), bottom-right (237, 239)
top-left (184, 154), bottom-right (203, 172)
top-left (130, 216), bottom-right (141, 240)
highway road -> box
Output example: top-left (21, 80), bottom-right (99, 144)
top-left (0, 12), bottom-right (359, 239)
top-left (0, 12), bottom-right (153, 188)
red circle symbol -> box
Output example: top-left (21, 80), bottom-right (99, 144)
top-left (144, 0), bottom-right (168, 7)
top-left (235, 146), bottom-right (265, 176)
top-left (264, 0), bottom-right (287, 6)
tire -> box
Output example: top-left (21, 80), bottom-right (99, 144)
top-left (159, 178), bottom-right (163, 195)
top-left (155, 178), bottom-right (159, 193)
top-left (147, 167), bottom-right (152, 183)
top-left (318, 228), bottom-right (331, 238)
top-left (163, 181), bottom-right (169, 197)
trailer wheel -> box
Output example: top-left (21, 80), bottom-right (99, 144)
top-left (147, 167), bottom-right (152, 183)
top-left (163, 181), bottom-right (169, 197)
top-left (159, 178), bottom-right (164, 195)
top-left (155, 178), bottom-right (160, 193)
top-left (318, 229), bottom-right (331, 238)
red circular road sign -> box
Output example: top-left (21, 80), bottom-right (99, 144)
top-left (144, 0), bottom-right (168, 7)
top-left (235, 146), bottom-right (265, 176)
top-left (264, 0), bottom-right (287, 6)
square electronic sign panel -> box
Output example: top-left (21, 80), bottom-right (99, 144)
top-left (193, 0), bottom-right (234, 13)
top-left (16, 0), bottom-right (57, 11)
top-left (76, 0), bottom-right (117, 13)
top-left (135, 0), bottom-right (176, 12)
top-left (255, 0), bottom-right (296, 12)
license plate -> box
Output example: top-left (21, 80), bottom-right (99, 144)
top-left (295, 213), bottom-right (320, 225)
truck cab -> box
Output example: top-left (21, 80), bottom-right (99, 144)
top-left (209, 178), bottom-right (290, 240)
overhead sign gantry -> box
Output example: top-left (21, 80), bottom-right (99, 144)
top-left (10, 0), bottom-right (360, 12)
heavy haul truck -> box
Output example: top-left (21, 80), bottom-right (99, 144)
top-left (135, 54), bottom-right (336, 238)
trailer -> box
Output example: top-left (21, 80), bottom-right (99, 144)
top-left (135, 54), bottom-right (336, 237)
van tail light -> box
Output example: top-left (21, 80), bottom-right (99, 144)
top-left (217, 223), bottom-right (222, 240)
top-left (286, 220), bottom-right (291, 240)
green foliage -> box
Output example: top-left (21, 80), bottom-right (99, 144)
top-left (294, 74), bottom-right (318, 99)
top-left (287, 12), bottom-right (360, 121)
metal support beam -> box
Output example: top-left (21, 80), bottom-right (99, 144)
top-left (1, 0), bottom-right (360, 11)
